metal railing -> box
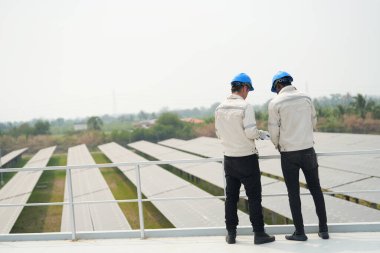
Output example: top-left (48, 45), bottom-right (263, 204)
top-left (0, 149), bottom-right (379, 241)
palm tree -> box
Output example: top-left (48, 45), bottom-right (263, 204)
top-left (351, 94), bottom-right (373, 119)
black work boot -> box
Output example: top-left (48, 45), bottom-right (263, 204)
top-left (285, 231), bottom-right (308, 241)
top-left (318, 231), bottom-right (330, 239)
top-left (254, 231), bottom-right (275, 245)
top-left (225, 230), bottom-right (236, 244)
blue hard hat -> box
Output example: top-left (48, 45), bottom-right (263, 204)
top-left (231, 73), bottom-right (254, 91)
top-left (271, 71), bottom-right (293, 93)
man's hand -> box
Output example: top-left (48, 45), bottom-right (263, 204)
top-left (258, 130), bottom-right (271, 140)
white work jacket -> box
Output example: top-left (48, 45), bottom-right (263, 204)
top-left (268, 85), bottom-right (317, 152)
top-left (215, 94), bottom-right (261, 157)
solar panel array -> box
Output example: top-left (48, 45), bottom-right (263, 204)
top-left (99, 142), bottom-right (250, 228)
top-left (131, 140), bottom-right (296, 221)
top-left (1, 131), bottom-right (378, 234)
top-left (160, 133), bottom-right (380, 204)
top-left (158, 133), bottom-right (380, 223)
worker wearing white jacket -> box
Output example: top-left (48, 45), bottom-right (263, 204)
top-left (268, 71), bottom-right (329, 241)
top-left (215, 73), bottom-right (275, 245)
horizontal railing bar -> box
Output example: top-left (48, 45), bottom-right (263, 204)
top-left (259, 149), bottom-right (380, 160)
top-left (0, 157), bottom-right (221, 173)
top-left (0, 199), bottom-right (139, 208)
top-left (0, 202), bottom-right (71, 208)
top-left (315, 150), bottom-right (380, 157)
top-left (1, 149), bottom-right (379, 173)
top-left (1, 190), bottom-right (379, 208)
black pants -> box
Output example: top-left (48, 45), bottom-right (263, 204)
top-left (224, 154), bottom-right (264, 232)
top-left (281, 148), bottom-right (328, 233)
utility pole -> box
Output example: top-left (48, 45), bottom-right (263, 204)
top-left (112, 90), bottom-right (117, 115)
top-left (305, 81), bottom-right (309, 94)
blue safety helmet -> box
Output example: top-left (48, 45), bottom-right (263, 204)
top-left (271, 71), bottom-right (293, 93)
top-left (231, 73), bottom-right (254, 91)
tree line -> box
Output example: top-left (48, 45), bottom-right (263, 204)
top-left (0, 120), bottom-right (51, 137)
top-left (0, 93), bottom-right (379, 154)
top-left (253, 93), bottom-right (380, 133)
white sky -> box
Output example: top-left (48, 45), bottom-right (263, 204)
top-left (1, 0), bottom-right (380, 122)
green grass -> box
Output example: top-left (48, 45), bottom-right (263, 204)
top-left (0, 155), bottom-right (30, 190)
top-left (11, 154), bottom-right (67, 233)
top-left (91, 152), bottom-right (174, 229)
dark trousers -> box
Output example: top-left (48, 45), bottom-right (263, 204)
top-left (224, 154), bottom-right (264, 232)
top-left (281, 148), bottom-right (328, 233)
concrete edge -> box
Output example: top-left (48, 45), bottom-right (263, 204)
top-left (1, 222), bottom-right (380, 242)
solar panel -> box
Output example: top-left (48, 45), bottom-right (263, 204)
top-left (0, 148), bottom-right (28, 167)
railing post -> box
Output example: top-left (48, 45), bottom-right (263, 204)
top-left (221, 159), bottom-right (227, 199)
top-left (66, 166), bottom-right (77, 241)
top-left (135, 164), bottom-right (145, 239)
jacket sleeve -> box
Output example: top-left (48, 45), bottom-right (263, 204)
top-left (268, 101), bottom-right (280, 149)
top-left (214, 111), bottom-right (220, 139)
top-left (311, 101), bottom-right (317, 130)
top-left (243, 105), bottom-right (260, 139)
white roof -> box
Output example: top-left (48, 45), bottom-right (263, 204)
top-left (1, 232), bottom-right (379, 253)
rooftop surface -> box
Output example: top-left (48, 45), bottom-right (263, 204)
top-left (1, 232), bottom-right (379, 253)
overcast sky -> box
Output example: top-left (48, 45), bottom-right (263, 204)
top-left (1, 0), bottom-right (379, 122)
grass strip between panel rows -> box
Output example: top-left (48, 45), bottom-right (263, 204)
top-left (92, 151), bottom-right (174, 229)
top-left (11, 154), bottom-right (67, 233)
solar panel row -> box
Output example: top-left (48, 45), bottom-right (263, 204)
top-left (61, 144), bottom-right (131, 232)
top-left (0, 146), bottom-right (56, 234)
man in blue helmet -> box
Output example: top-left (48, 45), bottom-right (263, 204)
top-left (215, 73), bottom-right (275, 245)
top-left (268, 71), bottom-right (329, 241)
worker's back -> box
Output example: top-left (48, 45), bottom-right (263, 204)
top-left (215, 94), bottom-right (259, 157)
top-left (268, 85), bottom-right (316, 152)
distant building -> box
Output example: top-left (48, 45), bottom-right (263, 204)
top-left (134, 119), bottom-right (157, 129)
top-left (74, 123), bottom-right (87, 131)
top-left (181, 118), bottom-right (204, 124)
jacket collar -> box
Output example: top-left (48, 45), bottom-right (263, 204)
top-left (279, 85), bottom-right (296, 95)
top-left (228, 93), bottom-right (244, 100)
